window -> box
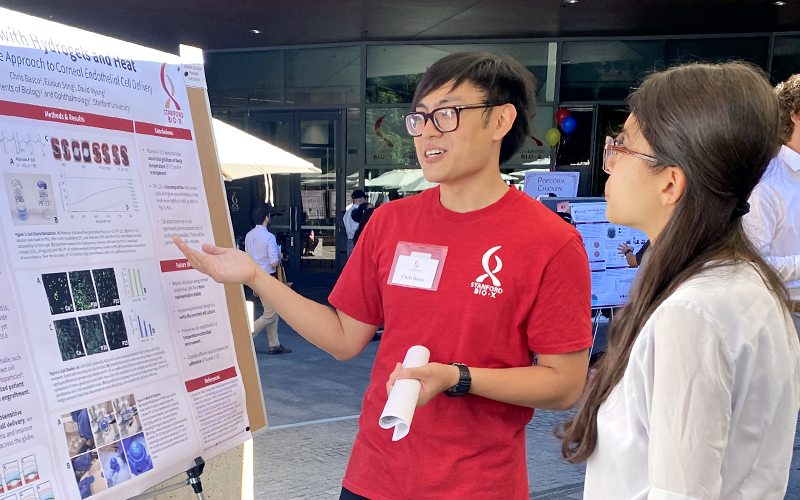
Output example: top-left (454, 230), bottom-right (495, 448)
top-left (771, 36), bottom-right (800, 84)
top-left (366, 43), bottom-right (555, 104)
top-left (206, 47), bottom-right (361, 108)
top-left (365, 108), bottom-right (418, 165)
top-left (206, 51), bottom-right (284, 108)
top-left (560, 41), bottom-right (662, 101)
top-left (664, 37), bottom-right (769, 68)
top-left (285, 47), bottom-right (361, 106)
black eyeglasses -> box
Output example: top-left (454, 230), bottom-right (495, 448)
top-left (403, 103), bottom-right (506, 137)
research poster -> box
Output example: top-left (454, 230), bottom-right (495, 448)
top-left (569, 202), bottom-right (649, 308)
top-left (0, 9), bottom-right (251, 500)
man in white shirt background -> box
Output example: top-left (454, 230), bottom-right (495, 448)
top-left (343, 189), bottom-right (366, 257)
top-left (745, 73), bottom-right (800, 333)
top-left (245, 204), bottom-right (292, 354)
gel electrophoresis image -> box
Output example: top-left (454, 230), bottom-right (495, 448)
top-left (69, 270), bottom-right (99, 311)
top-left (54, 317), bottom-right (85, 360)
top-left (92, 268), bottom-right (120, 308)
top-left (42, 272), bottom-right (74, 315)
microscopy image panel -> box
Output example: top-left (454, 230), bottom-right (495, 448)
top-left (69, 270), bottom-right (99, 311)
top-left (42, 272), bottom-right (74, 315)
top-left (79, 315), bottom-right (108, 355)
top-left (101, 311), bottom-right (129, 351)
top-left (92, 268), bottom-right (120, 308)
top-left (54, 318), bottom-right (85, 361)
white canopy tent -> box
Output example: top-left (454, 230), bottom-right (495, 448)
top-left (367, 168), bottom-right (517, 192)
top-left (212, 118), bottom-right (321, 181)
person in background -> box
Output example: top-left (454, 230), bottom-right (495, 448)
top-left (352, 203), bottom-right (374, 247)
top-left (744, 73), bottom-right (800, 334)
top-left (344, 190), bottom-right (367, 257)
top-left (301, 211), bottom-right (321, 257)
top-left (558, 62), bottom-right (800, 500)
top-left (617, 240), bottom-right (650, 268)
top-left (245, 204), bottom-right (291, 355)
top-left (174, 51), bottom-right (592, 500)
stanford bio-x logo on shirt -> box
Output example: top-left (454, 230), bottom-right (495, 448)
top-left (471, 246), bottom-right (503, 298)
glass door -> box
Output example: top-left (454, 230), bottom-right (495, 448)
top-left (294, 111), bottom-right (343, 287)
top-left (244, 111), bottom-right (297, 283)
top-left (244, 110), bottom-right (343, 288)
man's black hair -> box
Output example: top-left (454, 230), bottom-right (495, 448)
top-left (252, 204), bottom-right (271, 226)
top-left (412, 52), bottom-right (538, 164)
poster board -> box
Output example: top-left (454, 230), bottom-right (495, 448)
top-left (0, 8), bottom-right (265, 500)
top-left (540, 197), bottom-right (649, 308)
top-left (301, 190), bottom-right (325, 220)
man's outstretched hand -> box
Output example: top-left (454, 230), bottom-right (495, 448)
top-left (173, 236), bottom-right (259, 286)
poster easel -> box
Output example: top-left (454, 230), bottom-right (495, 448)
top-left (184, 56), bottom-right (268, 433)
top-left (0, 9), bottom-right (266, 500)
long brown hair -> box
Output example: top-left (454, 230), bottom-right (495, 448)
top-left (556, 62), bottom-right (792, 463)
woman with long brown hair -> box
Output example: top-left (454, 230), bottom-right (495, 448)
top-left (558, 62), bottom-right (800, 499)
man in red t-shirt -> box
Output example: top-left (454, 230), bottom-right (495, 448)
top-left (175, 52), bottom-right (592, 500)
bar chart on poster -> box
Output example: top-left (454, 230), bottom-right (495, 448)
top-left (0, 7), bottom-right (253, 500)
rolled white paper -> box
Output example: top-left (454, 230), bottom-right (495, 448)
top-left (379, 345), bottom-right (430, 441)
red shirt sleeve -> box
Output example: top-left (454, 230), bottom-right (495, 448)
top-left (527, 234), bottom-right (593, 354)
top-left (328, 209), bottom-right (385, 326)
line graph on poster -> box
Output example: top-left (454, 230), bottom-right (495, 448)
top-left (63, 176), bottom-right (139, 213)
top-left (1, 131), bottom-right (47, 156)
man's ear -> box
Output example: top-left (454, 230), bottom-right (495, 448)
top-left (492, 104), bottom-right (517, 141)
top-left (791, 113), bottom-right (800, 128)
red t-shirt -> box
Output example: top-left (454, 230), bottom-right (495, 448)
top-left (329, 186), bottom-right (592, 500)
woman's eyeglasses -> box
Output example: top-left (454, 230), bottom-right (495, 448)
top-left (403, 103), bottom-right (505, 137)
top-left (603, 136), bottom-right (659, 174)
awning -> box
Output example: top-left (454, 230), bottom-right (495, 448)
top-left (212, 118), bottom-right (321, 180)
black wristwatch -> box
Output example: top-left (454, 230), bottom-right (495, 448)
top-left (444, 363), bottom-right (471, 397)
top-left (624, 249), bottom-right (633, 256)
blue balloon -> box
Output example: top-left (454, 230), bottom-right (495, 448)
top-left (561, 116), bottom-right (577, 135)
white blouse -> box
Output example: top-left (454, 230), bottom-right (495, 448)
top-left (584, 263), bottom-right (800, 500)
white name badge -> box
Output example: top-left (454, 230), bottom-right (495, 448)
top-left (387, 242), bottom-right (448, 291)
top-left (390, 255), bottom-right (440, 289)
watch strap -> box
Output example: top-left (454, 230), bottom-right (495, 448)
top-left (444, 363), bottom-right (471, 397)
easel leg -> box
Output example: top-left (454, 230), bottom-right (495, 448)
top-left (126, 457), bottom-right (205, 500)
top-left (589, 309), bottom-right (602, 360)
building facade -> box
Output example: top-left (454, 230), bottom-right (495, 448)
top-left (207, 34), bottom-right (800, 286)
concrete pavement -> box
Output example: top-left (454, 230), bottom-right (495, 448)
top-left (248, 290), bottom-right (800, 499)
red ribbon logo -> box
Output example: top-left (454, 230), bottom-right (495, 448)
top-left (161, 63), bottom-right (181, 110)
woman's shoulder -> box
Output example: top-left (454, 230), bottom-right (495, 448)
top-left (652, 262), bottom-right (788, 341)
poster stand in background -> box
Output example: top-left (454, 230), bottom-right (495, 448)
top-left (540, 197), bottom-right (649, 356)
